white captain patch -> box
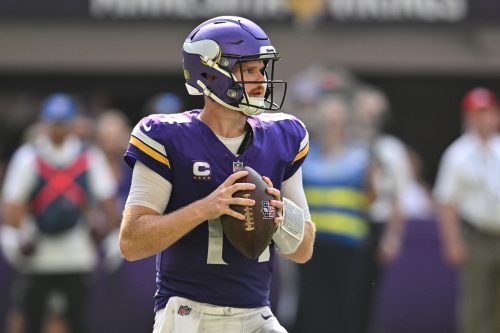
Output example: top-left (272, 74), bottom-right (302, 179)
top-left (193, 161), bottom-right (211, 181)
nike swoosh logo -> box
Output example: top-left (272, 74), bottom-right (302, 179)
top-left (261, 314), bottom-right (273, 320)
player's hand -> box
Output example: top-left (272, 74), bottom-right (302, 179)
top-left (443, 236), bottom-right (468, 267)
top-left (18, 235), bottom-right (37, 257)
top-left (200, 170), bottom-right (256, 221)
top-left (19, 241), bottom-right (36, 256)
top-left (378, 232), bottom-right (402, 264)
top-left (90, 222), bottom-right (110, 246)
top-left (262, 176), bottom-right (283, 226)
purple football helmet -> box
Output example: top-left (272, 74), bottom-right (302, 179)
top-left (182, 16), bottom-right (287, 116)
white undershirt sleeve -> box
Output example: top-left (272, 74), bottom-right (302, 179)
top-left (125, 161), bottom-right (172, 214)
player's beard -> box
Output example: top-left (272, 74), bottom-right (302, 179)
top-left (239, 83), bottom-right (267, 115)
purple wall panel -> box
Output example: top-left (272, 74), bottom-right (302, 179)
top-left (373, 219), bottom-right (458, 333)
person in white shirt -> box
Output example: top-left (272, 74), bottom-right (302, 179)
top-left (434, 87), bottom-right (500, 333)
top-left (350, 85), bottom-right (411, 333)
top-left (1, 93), bottom-right (118, 333)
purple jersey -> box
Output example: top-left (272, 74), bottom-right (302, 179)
top-left (124, 110), bottom-right (309, 311)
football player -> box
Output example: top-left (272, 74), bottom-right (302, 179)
top-left (119, 16), bottom-right (316, 333)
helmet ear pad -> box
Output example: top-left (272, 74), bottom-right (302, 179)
top-left (204, 69), bottom-right (246, 105)
top-left (184, 51), bottom-right (246, 105)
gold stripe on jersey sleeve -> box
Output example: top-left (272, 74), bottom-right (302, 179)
top-left (293, 142), bottom-right (309, 163)
top-left (130, 136), bottom-right (171, 168)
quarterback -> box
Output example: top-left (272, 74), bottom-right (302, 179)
top-left (119, 16), bottom-right (316, 333)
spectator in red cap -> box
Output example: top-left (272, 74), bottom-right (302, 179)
top-left (461, 87), bottom-right (499, 138)
top-left (461, 87), bottom-right (498, 112)
top-left (434, 87), bottom-right (500, 333)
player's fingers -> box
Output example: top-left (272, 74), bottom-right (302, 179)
top-left (266, 187), bottom-right (281, 200)
top-left (223, 170), bottom-right (248, 186)
top-left (223, 208), bottom-right (246, 221)
top-left (262, 176), bottom-right (274, 188)
top-left (228, 197), bottom-right (255, 207)
top-left (228, 182), bottom-right (255, 194)
top-left (270, 200), bottom-right (283, 216)
top-left (263, 177), bottom-right (279, 199)
top-left (270, 199), bottom-right (283, 210)
top-left (270, 199), bottom-right (283, 224)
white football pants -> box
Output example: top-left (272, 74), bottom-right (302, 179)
top-left (153, 296), bottom-right (287, 333)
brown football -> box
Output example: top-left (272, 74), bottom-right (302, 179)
top-left (220, 166), bottom-right (277, 259)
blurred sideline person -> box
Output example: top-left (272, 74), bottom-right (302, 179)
top-left (350, 85), bottom-right (411, 333)
top-left (1, 121), bottom-right (68, 333)
top-left (119, 16), bottom-right (315, 333)
top-left (1, 93), bottom-right (118, 333)
top-left (0, 104), bottom-right (62, 333)
top-left (95, 109), bottom-right (132, 214)
top-left (295, 93), bottom-right (372, 333)
top-left (142, 92), bottom-right (183, 116)
top-left (287, 63), bottom-right (358, 139)
top-left (434, 87), bottom-right (500, 333)
top-left (95, 109), bottom-right (133, 273)
top-left (72, 113), bottom-right (95, 144)
top-left (398, 146), bottom-right (435, 221)
top-left (278, 64), bottom-right (359, 331)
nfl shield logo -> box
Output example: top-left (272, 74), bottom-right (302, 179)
top-left (233, 161), bottom-right (244, 172)
top-left (261, 201), bottom-right (276, 219)
top-left (178, 305), bottom-right (192, 316)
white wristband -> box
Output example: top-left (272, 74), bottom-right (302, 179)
top-left (272, 197), bottom-right (305, 255)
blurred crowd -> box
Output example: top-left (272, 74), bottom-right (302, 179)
top-left (0, 91), bottom-right (183, 333)
top-left (1, 62), bottom-right (499, 333)
top-left (277, 63), bottom-right (436, 333)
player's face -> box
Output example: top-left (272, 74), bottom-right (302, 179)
top-left (232, 60), bottom-right (267, 98)
top-left (46, 122), bottom-right (71, 145)
top-left (467, 107), bottom-right (500, 136)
